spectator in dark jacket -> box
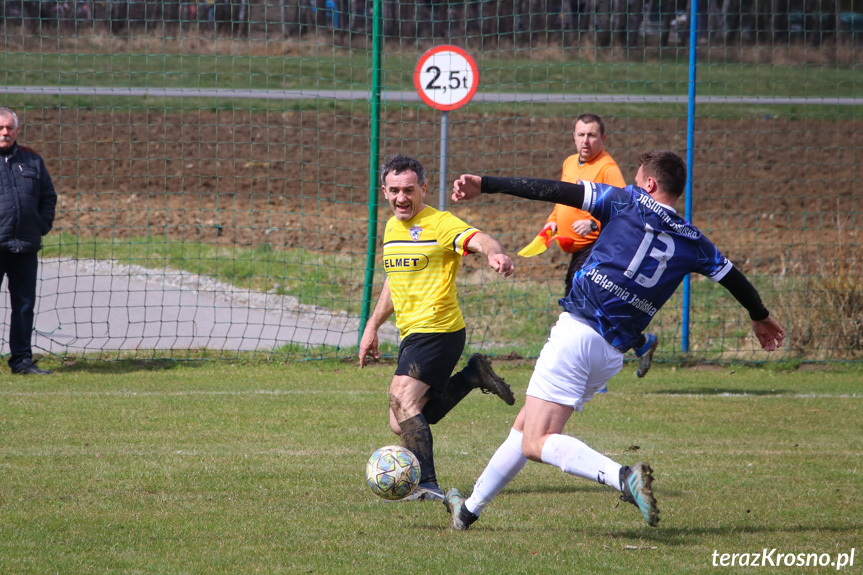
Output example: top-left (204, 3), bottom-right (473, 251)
top-left (0, 107), bottom-right (57, 375)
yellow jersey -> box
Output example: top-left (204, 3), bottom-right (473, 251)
top-left (382, 206), bottom-right (479, 337)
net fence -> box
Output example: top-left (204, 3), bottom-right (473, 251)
top-left (1, 0), bottom-right (861, 362)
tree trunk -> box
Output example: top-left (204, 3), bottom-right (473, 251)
top-left (628, 0), bottom-right (645, 46)
top-left (771, 0), bottom-right (789, 43)
top-left (593, 0), bottom-right (612, 46)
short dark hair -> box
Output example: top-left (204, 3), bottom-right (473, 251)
top-left (575, 113), bottom-right (605, 136)
top-left (639, 150), bottom-right (687, 199)
top-left (380, 154), bottom-right (426, 186)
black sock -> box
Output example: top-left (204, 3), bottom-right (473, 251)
top-left (421, 371), bottom-right (474, 424)
top-left (633, 334), bottom-right (647, 351)
top-left (460, 505), bottom-right (478, 525)
top-left (399, 414), bottom-right (437, 485)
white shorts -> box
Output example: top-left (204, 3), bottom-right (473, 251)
top-left (526, 311), bottom-right (624, 412)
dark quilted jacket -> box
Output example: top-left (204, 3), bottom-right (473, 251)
top-left (0, 143), bottom-right (57, 253)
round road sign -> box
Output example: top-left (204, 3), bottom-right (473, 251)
top-left (413, 45), bottom-right (479, 112)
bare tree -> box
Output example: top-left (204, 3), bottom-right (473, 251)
top-left (592, 0), bottom-right (612, 45)
top-left (614, 0), bottom-right (645, 46)
top-left (655, 0), bottom-right (678, 46)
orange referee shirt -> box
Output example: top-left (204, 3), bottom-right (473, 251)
top-left (546, 150), bottom-right (625, 253)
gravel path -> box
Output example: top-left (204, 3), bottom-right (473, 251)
top-left (0, 258), bottom-right (398, 355)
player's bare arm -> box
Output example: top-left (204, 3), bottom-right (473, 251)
top-left (359, 278), bottom-right (394, 367)
top-left (465, 232), bottom-right (515, 277)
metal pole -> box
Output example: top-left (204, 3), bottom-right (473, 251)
top-left (439, 110), bottom-right (449, 211)
top-left (358, 0), bottom-right (383, 346)
top-left (682, 0), bottom-right (698, 353)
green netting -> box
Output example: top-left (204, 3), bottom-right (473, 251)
top-left (0, 0), bottom-right (860, 362)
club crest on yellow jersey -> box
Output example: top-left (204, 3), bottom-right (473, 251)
top-left (410, 227), bottom-right (423, 241)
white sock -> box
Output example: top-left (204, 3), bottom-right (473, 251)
top-left (540, 433), bottom-right (623, 491)
top-left (464, 428), bottom-right (528, 516)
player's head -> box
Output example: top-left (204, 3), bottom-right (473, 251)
top-left (0, 107), bottom-right (19, 152)
top-left (381, 154), bottom-right (426, 187)
top-left (636, 150), bottom-right (687, 200)
top-left (381, 154), bottom-right (427, 221)
top-left (573, 113), bottom-right (606, 164)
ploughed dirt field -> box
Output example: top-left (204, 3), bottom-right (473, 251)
top-left (22, 108), bottom-right (861, 279)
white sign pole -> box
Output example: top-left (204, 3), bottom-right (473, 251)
top-left (414, 45), bottom-right (479, 212)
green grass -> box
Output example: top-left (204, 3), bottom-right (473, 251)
top-left (0, 359), bottom-right (860, 574)
top-left (3, 48), bottom-right (861, 119)
top-left (4, 50), bottom-right (861, 98)
top-left (2, 51), bottom-right (373, 91)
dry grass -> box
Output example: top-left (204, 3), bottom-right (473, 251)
top-left (777, 216), bottom-right (863, 359)
top-left (703, 41), bottom-right (862, 66)
top-left (1, 27), bottom-right (349, 57)
top-left (2, 24), bottom-right (860, 65)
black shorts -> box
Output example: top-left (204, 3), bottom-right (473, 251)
top-left (565, 245), bottom-right (594, 296)
top-left (395, 329), bottom-right (466, 391)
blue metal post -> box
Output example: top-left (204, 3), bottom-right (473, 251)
top-left (682, 0), bottom-right (698, 353)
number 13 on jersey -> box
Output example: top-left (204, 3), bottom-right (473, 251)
top-left (624, 223), bottom-right (675, 288)
top-left (414, 45), bottom-right (479, 112)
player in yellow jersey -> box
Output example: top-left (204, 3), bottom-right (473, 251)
top-left (534, 114), bottom-right (657, 377)
top-left (360, 154), bottom-right (515, 501)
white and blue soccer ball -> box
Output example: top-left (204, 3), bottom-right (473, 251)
top-left (365, 445), bottom-right (421, 500)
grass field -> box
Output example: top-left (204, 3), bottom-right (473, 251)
top-left (3, 49), bottom-right (861, 97)
top-left (3, 44), bottom-right (862, 120)
top-left (1, 359), bottom-right (860, 574)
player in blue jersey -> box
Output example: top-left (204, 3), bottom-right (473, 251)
top-left (443, 150), bottom-right (786, 530)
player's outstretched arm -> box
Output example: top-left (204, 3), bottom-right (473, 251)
top-left (359, 279), bottom-right (394, 367)
top-left (752, 316), bottom-right (786, 351)
top-left (465, 232), bottom-right (514, 277)
top-left (454, 175), bottom-right (588, 208)
top-left (717, 266), bottom-right (785, 352)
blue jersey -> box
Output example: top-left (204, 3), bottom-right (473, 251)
top-left (561, 181), bottom-right (733, 351)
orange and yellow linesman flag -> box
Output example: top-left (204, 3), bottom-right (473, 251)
top-left (517, 228), bottom-right (575, 257)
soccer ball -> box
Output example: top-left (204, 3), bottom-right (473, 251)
top-left (365, 445), bottom-right (421, 500)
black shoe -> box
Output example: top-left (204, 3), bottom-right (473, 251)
top-left (465, 354), bottom-right (515, 406)
top-left (11, 361), bottom-right (52, 375)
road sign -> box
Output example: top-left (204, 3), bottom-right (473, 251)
top-left (413, 45), bottom-right (479, 112)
